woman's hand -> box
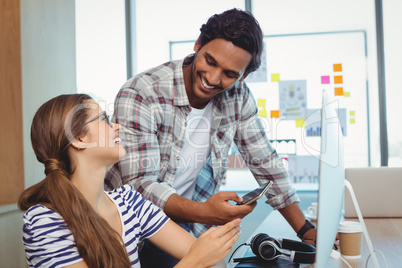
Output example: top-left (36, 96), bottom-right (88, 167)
top-left (177, 219), bottom-right (241, 268)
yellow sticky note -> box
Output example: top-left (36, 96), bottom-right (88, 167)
top-left (259, 110), bottom-right (267, 118)
top-left (350, 118), bottom-right (356, 124)
top-left (270, 110), bottom-right (280, 118)
top-left (334, 75), bottom-right (343, 84)
top-left (333, 63), bottom-right (342, 72)
top-left (271, 73), bottom-right (280, 82)
top-left (295, 118), bottom-right (305, 128)
top-left (334, 87), bottom-right (344, 96)
top-left (257, 99), bottom-right (268, 118)
top-left (344, 92), bottom-right (350, 97)
top-left (257, 99), bottom-right (266, 107)
top-left (350, 111), bottom-right (355, 116)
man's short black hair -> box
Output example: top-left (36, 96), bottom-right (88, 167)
top-left (198, 8), bottom-right (263, 74)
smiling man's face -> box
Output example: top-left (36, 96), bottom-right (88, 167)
top-left (183, 38), bottom-right (252, 109)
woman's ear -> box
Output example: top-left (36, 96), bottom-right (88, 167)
top-left (71, 139), bottom-right (87, 150)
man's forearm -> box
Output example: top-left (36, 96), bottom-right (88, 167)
top-left (164, 193), bottom-right (205, 223)
top-left (279, 202), bottom-right (317, 246)
top-left (278, 202), bottom-right (307, 233)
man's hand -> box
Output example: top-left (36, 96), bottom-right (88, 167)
top-left (200, 192), bottom-right (257, 225)
top-left (164, 192), bottom-right (257, 225)
top-left (302, 228), bottom-right (340, 249)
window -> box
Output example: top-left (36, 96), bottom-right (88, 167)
top-left (76, 0), bottom-right (398, 172)
top-left (251, 0), bottom-right (379, 184)
top-left (383, 0), bottom-right (402, 167)
top-left (75, 0), bottom-right (127, 113)
top-left (134, 0), bottom-right (245, 73)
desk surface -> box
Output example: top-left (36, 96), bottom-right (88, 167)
top-left (229, 210), bottom-right (402, 267)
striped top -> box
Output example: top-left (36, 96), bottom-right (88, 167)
top-left (22, 185), bottom-right (169, 267)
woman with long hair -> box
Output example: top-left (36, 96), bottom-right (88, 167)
top-left (18, 94), bottom-right (240, 268)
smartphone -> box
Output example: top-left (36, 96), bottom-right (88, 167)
top-left (236, 181), bottom-right (273, 205)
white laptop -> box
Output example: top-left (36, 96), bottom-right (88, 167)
top-left (344, 167), bottom-right (402, 218)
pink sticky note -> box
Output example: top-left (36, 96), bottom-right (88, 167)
top-left (321, 76), bottom-right (330, 84)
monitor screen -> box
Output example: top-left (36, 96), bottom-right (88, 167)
top-left (315, 89), bottom-right (345, 267)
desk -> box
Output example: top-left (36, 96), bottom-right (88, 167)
top-left (229, 211), bottom-right (402, 267)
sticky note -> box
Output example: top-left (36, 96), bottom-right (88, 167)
top-left (270, 110), bottom-right (280, 118)
top-left (321, 76), bottom-right (330, 84)
top-left (350, 111), bottom-right (355, 116)
top-left (259, 110), bottom-right (267, 118)
top-left (257, 99), bottom-right (266, 107)
top-left (257, 99), bottom-right (268, 118)
top-left (271, 73), bottom-right (280, 82)
top-left (333, 64), bottom-right (342, 72)
top-left (344, 92), bottom-right (350, 97)
top-left (350, 118), bottom-right (356, 124)
top-left (334, 87), bottom-right (344, 96)
top-left (295, 118), bottom-right (305, 128)
top-left (334, 75), bottom-right (343, 84)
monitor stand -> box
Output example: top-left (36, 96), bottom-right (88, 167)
top-left (344, 180), bottom-right (380, 268)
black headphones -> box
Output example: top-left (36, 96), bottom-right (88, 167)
top-left (234, 233), bottom-right (316, 264)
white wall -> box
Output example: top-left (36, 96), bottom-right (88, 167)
top-left (0, 1), bottom-right (76, 267)
top-left (21, 0), bottom-right (78, 189)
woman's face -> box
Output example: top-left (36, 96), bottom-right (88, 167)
top-left (81, 101), bottom-right (125, 166)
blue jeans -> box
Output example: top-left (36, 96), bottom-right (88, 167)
top-left (139, 222), bottom-right (192, 268)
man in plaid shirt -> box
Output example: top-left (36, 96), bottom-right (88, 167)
top-left (105, 8), bottom-right (317, 267)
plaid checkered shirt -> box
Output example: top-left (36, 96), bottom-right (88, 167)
top-left (105, 54), bottom-right (300, 237)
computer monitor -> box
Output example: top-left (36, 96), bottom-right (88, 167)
top-left (315, 89), bottom-right (345, 267)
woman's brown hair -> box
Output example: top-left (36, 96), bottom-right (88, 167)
top-left (18, 94), bottom-right (131, 268)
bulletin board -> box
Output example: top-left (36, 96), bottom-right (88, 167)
top-left (170, 31), bottom-right (370, 182)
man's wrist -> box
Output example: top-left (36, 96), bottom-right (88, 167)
top-left (297, 219), bottom-right (316, 239)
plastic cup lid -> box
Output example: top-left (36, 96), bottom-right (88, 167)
top-left (338, 221), bottom-right (363, 233)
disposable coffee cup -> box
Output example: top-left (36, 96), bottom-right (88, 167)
top-left (338, 221), bottom-right (363, 259)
